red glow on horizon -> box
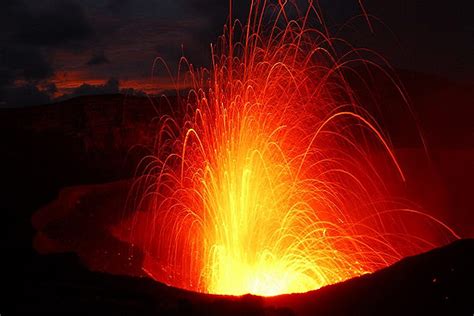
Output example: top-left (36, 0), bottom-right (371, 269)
top-left (50, 70), bottom-right (179, 97)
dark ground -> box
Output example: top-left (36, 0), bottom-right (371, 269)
top-left (16, 239), bottom-right (474, 315)
top-left (1, 70), bottom-right (473, 315)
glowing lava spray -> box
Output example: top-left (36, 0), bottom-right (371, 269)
top-left (124, 1), bottom-right (458, 296)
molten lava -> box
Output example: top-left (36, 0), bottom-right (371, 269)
top-left (122, 1), bottom-right (458, 296)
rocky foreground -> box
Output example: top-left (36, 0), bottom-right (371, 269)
top-left (11, 239), bottom-right (474, 315)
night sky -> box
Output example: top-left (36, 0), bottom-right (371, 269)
top-left (1, 0), bottom-right (472, 107)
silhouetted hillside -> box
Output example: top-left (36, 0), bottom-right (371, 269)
top-left (11, 239), bottom-right (474, 315)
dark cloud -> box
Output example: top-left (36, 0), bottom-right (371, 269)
top-left (0, 46), bottom-right (54, 106)
top-left (346, 0), bottom-right (474, 80)
top-left (17, 1), bottom-right (93, 48)
top-left (58, 78), bottom-right (120, 101)
top-left (1, 0), bottom-right (473, 107)
top-left (0, 0), bottom-right (96, 107)
top-left (0, 47), bottom-right (53, 84)
top-left (87, 52), bottom-right (110, 66)
top-left (0, 83), bottom-right (52, 107)
top-left (0, 1), bottom-right (55, 87)
top-left (0, 0), bottom-right (29, 31)
top-left (107, 0), bottom-right (132, 13)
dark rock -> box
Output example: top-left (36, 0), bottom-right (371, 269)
top-left (6, 239), bottom-right (474, 315)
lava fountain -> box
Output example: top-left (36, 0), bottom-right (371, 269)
top-left (121, 0), bottom-right (458, 296)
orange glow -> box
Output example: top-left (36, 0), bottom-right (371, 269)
top-left (52, 70), bottom-right (105, 89)
top-left (121, 1), bottom-right (458, 296)
top-left (52, 70), bottom-right (174, 95)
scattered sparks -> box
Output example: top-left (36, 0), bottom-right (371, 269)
top-left (121, 1), bottom-right (458, 296)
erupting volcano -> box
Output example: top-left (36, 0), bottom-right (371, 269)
top-left (118, 0), bottom-right (458, 296)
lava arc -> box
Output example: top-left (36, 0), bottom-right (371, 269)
top-left (121, 0), bottom-right (458, 296)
